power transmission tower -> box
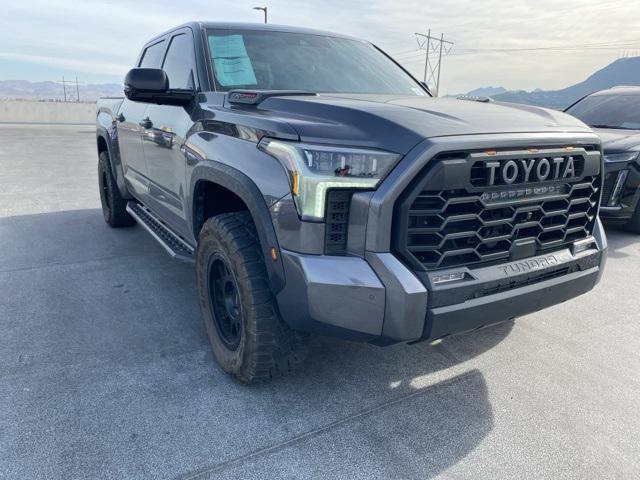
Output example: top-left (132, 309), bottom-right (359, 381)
top-left (415, 29), bottom-right (453, 96)
top-left (57, 77), bottom-right (84, 102)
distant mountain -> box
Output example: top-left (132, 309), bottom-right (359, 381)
top-left (0, 80), bottom-right (123, 101)
top-left (447, 86), bottom-right (508, 99)
top-left (465, 86), bottom-right (508, 97)
top-left (490, 56), bottom-right (640, 109)
top-left (5, 56), bottom-right (640, 108)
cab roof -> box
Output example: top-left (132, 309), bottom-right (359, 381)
top-left (146, 21), bottom-right (363, 45)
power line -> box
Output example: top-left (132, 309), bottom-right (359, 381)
top-left (393, 50), bottom-right (424, 60)
top-left (448, 39), bottom-right (640, 55)
top-left (389, 48), bottom-right (422, 57)
top-left (391, 38), bottom-right (640, 61)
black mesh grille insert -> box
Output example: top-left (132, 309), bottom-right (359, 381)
top-left (402, 177), bottom-right (599, 269)
top-left (392, 144), bottom-right (602, 272)
top-left (324, 190), bottom-right (352, 255)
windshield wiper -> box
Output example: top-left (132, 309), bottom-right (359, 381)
top-left (590, 124), bottom-right (637, 130)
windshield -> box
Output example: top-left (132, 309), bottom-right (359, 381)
top-left (206, 29), bottom-right (427, 96)
top-left (566, 93), bottom-right (640, 130)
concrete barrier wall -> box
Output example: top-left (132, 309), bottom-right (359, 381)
top-left (0, 100), bottom-right (97, 124)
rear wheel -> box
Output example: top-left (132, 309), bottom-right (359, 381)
top-left (98, 151), bottom-right (135, 228)
top-left (196, 211), bottom-right (307, 383)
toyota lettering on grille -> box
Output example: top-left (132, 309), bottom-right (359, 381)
top-left (484, 156), bottom-right (577, 186)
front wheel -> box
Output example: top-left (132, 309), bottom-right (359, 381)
top-left (195, 211), bottom-right (307, 383)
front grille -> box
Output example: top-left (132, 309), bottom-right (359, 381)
top-left (601, 172), bottom-right (617, 205)
top-left (394, 147), bottom-right (601, 271)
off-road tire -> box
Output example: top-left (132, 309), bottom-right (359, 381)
top-left (196, 211), bottom-right (307, 383)
top-left (98, 151), bottom-right (135, 228)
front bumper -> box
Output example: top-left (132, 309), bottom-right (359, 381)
top-left (276, 219), bottom-right (607, 344)
top-left (600, 159), bottom-right (640, 222)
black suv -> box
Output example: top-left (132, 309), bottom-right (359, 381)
top-left (566, 86), bottom-right (640, 232)
top-left (96, 22), bottom-right (606, 383)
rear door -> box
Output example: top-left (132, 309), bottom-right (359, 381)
top-left (117, 39), bottom-right (166, 199)
top-left (143, 30), bottom-right (198, 236)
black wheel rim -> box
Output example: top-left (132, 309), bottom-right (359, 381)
top-left (100, 170), bottom-right (111, 216)
top-left (207, 253), bottom-right (242, 350)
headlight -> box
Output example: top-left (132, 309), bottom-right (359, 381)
top-left (258, 139), bottom-right (401, 220)
top-left (603, 152), bottom-right (639, 163)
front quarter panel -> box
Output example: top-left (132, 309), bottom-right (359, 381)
top-left (96, 105), bottom-right (130, 198)
top-left (184, 129), bottom-right (292, 219)
top-left (184, 129), bottom-right (294, 293)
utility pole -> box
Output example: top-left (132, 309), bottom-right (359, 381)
top-left (415, 30), bottom-right (453, 96)
top-left (75, 76), bottom-right (80, 102)
top-left (253, 6), bottom-right (267, 23)
top-left (61, 76), bottom-right (67, 102)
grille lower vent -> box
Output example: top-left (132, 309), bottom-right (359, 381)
top-left (324, 190), bottom-right (352, 255)
top-left (479, 266), bottom-right (570, 297)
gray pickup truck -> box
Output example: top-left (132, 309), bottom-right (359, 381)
top-left (96, 22), bottom-right (607, 383)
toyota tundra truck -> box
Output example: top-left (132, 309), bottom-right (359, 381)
top-left (96, 22), bottom-right (607, 383)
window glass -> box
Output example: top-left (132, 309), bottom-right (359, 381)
top-left (567, 94), bottom-right (640, 130)
top-left (162, 34), bottom-right (195, 89)
top-left (139, 41), bottom-right (165, 68)
top-left (206, 29), bottom-right (426, 96)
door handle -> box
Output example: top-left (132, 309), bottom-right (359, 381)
top-left (139, 117), bottom-right (152, 129)
top-left (116, 113), bottom-right (125, 122)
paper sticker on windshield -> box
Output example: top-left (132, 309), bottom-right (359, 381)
top-left (213, 57), bottom-right (257, 86)
top-left (209, 35), bottom-right (257, 86)
top-left (209, 35), bottom-right (249, 59)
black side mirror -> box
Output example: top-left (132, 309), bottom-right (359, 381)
top-left (125, 68), bottom-right (168, 97)
top-left (124, 68), bottom-right (193, 106)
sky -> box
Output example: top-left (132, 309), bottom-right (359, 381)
top-left (1, 0), bottom-right (640, 95)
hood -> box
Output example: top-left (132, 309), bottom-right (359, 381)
top-left (256, 94), bottom-right (593, 154)
top-left (592, 128), bottom-right (640, 153)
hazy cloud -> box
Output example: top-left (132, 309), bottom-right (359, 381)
top-left (1, 0), bottom-right (639, 93)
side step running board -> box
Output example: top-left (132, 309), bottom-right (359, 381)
top-left (126, 202), bottom-right (195, 264)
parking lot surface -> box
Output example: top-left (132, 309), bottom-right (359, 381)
top-left (1, 124), bottom-right (639, 479)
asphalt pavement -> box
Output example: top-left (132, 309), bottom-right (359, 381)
top-left (1, 124), bottom-right (639, 479)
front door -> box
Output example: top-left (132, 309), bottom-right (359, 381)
top-left (117, 38), bottom-right (167, 200)
top-left (143, 30), bottom-right (198, 237)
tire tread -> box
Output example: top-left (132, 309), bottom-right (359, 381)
top-left (197, 211), bottom-right (307, 383)
top-left (98, 151), bottom-right (135, 228)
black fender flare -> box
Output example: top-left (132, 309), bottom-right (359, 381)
top-left (189, 161), bottom-right (286, 294)
top-left (96, 124), bottom-right (132, 199)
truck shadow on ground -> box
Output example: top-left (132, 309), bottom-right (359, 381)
top-left (0, 208), bottom-right (512, 480)
top-left (601, 225), bottom-right (638, 259)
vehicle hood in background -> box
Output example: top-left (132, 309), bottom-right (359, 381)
top-left (593, 128), bottom-right (640, 153)
top-left (255, 94), bottom-right (593, 154)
